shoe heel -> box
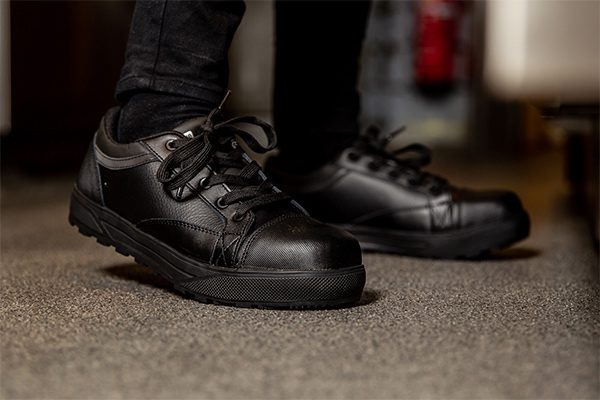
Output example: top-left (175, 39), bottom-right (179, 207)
top-left (69, 187), bottom-right (111, 246)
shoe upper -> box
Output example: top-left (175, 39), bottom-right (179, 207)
top-left (76, 107), bottom-right (361, 271)
top-left (267, 126), bottom-right (529, 232)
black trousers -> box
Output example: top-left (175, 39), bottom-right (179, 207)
top-left (116, 0), bottom-right (371, 167)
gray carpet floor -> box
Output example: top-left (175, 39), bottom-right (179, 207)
top-left (1, 153), bottom-right (599, 399)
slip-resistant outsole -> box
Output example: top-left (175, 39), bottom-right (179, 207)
top-left (339, 214), bottom-right (530, 259)
top-left (69, 187), bottom-right (366, 309)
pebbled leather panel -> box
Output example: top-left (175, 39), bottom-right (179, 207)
top-left (77, 139), bottom-right (104, 205)
top-left (136, 219), bottom-right (220, 265)
top-left (99, 164), bottom-right (225, 229)
top-left (239, 213), bottom-right (362, 271)
top-left (142, 134), bottom-right (227, 207)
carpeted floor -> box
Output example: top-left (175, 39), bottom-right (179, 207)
top-left (1, 152), bottom-right (598, 399)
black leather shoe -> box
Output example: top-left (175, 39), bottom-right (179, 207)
top-left (267, 127), bottom-right (530, 259)
top-left (69, 105), bottom-right (365, 308)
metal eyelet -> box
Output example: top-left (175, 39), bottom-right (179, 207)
top-left (199, 177), bottom-right (211, 189)
top-left (216, 197), bottom-right (228, 209)
top-left (165, 139), bottom-right (177, 151)
top-left (429, 186), bottom-right (442, 196)
top-left (231, 212), bottom-right (245, 222)
top-left (348, 152), bottom-right (361, 162)
top-left (368, 161), bottom-right (381, 171)
top-left (388, 170), bottom-right (399, 178)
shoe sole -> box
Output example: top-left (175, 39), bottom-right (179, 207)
top-left (69, 186), bottom-right (366, 309)
top-left (338, 215), bottom-right (530, 259)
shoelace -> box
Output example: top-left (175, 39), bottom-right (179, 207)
top-left (348, 125), bottom-right (448, 195)
top-left (156, 95), bottom-right (290, 221)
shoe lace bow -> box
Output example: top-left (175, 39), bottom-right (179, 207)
top-left (156, 97), bottom-right (290, 218)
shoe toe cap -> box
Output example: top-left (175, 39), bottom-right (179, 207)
top-left (459, 189), bottom-right (528, 227)
top-left (240, 214), bottom-right (362, 271)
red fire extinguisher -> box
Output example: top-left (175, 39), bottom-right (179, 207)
top-left (414, 0), bottom-right (463, 95)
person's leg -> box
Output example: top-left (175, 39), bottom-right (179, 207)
top-left (71, 0), bottom-right (366, 308)
top-left (269, 1), bottom-right (530, 258)
top-left (115, 0), bottom-right (245, 142)
top-left (273, 0), bottom-right (371, 172)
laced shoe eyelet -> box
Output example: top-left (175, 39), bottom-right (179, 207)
top-left (388, 170), bottom-right (399, 178)
top-left (348, 152), bottom-right (361, 162)
top-left (216, 197), bottom-right (228, 209)
top-left (429, 186), bottom-right (442, 196)
top-left (165, 139), bottom-right (177, 151)
top-left (231, 212), bottom-right (245, 222)
top-left (199, 177), bottom-right (211, 189)
top-left (408, 178), bottom-right (420, 186)
top-left (368, 162), bottom-right (381, 171)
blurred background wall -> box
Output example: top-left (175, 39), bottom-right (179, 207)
top-left (228, 0), bottom-right (535, 158)
top-left (1, 0), bottom-right (598, 234)
top-left (3, 1), bottom-right (133, 170)
top-left (0, 0), bottom-right (9, 134)
top-left (3, 0), bottom-right (554, 171)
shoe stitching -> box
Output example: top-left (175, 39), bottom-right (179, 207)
top-left (231, 212), bottom-right (255, 268)
top-left (209, 234), bottom-right (220, 265)
top-left (215, 228), bottom-right (228, 266)
top-left (137, 219), bottom-right (246, 267)
top-left (94, 147), bottom-right (153, 162)
top-left (218, 229), bottom-right (242, 267)
top-left (137, 219), bottom-right (240, 236)
top-left (238, 213), bottom-right (306, 266)
top-left (430, 199), bottom-right (441, 229)
top-left (91, 134), bottom-right (106, 206)
top-left (349, 204), bottom-right (445, 226)
top-left (431, 202), bottom-right (454, 230)
top-left (222, 230), bottom-right (241, 267)
top-left (219, 235), bottom-right (241, 267)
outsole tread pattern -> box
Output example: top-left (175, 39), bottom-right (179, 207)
top-left (71, 218), bottom-right (361, 310)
